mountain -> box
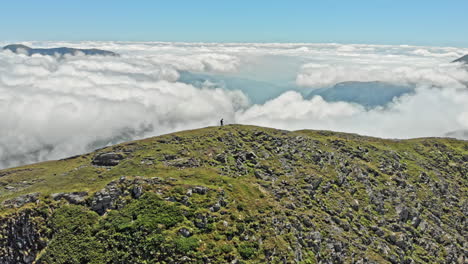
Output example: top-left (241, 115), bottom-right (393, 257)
top-left (453, 55), bottom-right (468, 64)
top-left (3, 44), bottom-right (118, 57)
top-left (307, 81), bottom-right (413, 108)
top-left (0, 125), bottom-right (466, 263)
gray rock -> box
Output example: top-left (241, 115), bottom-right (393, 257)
top-left (215, 153), bottom-right (227, 163)
top-left (178, 228), bottom-right (192, 237)
top-left (51, 192), bottom-right (88, 204)
top-left (397, 206), bottom-right (411, 222)
top-left (2, 193), bottom-right (40, 208)
top-left (210, 203), bottom-right (221, 212)
top-left (131, 186), bottom-right (143, 198)
top-left (351, 199), bottom-right (360, 211)
top-left (193, 186), bottom-right (208, 195)
top-left (179, 256), bottom-right (191, 263)
top-left (92, 152), bottom-right (124, 166)
top-left (90, 181), bottom-right (123, 215)
top-left (310, 178), bottom-right (323, 190)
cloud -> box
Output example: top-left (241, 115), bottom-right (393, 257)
top-left (237, 87), bottom-right (468, 139)
top-left (1, 41), bottom-right (468, 169)
top-left (237, 91), bottom-right (362, 122)
top-left (296, 62), bottom-right (468, 89)
top-left (148, 53), bottom-right (241, 73)
top-left (0, 50), bottom-right (248, 168)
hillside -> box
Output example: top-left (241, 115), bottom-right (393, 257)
top-left (3, 44), bottom-right (118, 57)
top-left (0, 125), bottom-right (466, 264)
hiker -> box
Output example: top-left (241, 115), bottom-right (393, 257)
top-left (220, 118), bottom-right (224, 126)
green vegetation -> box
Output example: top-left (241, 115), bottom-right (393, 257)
top-left (0, 125), bottom-right (466, 263)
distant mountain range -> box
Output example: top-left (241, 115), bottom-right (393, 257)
top-left (453, 54), bottom-right (468, 64)
top-left (3, 44), bottom-right (118, 57)
top-left (307, 81), bottom-right (413, 108)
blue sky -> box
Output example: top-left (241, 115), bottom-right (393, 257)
top-left (1, 0), bottom-right (467, 46)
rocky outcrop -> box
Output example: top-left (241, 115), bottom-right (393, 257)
top-left (0, 209), bottom-right (48, 264)
top-left (89, 176), bottom-right (170, 215)
top-left (51, 192), bottom-right (87, 205)
top-left (1, 193), bottom-right (39, 208)
top-left (91, 152), bottom-right (124, 166)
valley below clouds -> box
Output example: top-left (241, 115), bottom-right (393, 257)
top-left (1, 41), bottom-right (468, 168)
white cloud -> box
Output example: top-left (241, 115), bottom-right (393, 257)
top-left (296, 63), bottom-right (468, 89)
top-left (237, 91), bottom-right (362, 122)
top-left (148, 53), bottom-right (240, 73)
top-left (0, 49), bottom-right (248, 168)
top-left (237, 87), bottom-right (468, 139)
top-left (1, 41), bottom-right (468, 169)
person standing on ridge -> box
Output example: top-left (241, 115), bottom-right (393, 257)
top-left (220, 118), bottom-right (224, 126)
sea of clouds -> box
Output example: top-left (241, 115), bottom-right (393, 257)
top-left (1, 41), bottom-right (468, 168)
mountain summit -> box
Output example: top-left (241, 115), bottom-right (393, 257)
top-left (3, 44), bottom-right (118, 57)
top-left (0, 125), bottom-right (466, 263)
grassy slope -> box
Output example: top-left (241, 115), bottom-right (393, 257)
top-left (2, 125), bottom-right (465, 204)
top-left (0, 125), bottom-right (467, 263)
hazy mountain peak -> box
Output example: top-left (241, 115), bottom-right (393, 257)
top-left (452, 54), bottom-right (468, 64)
top-left (307, 81), bottom-right (413, 108)
top-left (3, 44), bottom-right (118, 57)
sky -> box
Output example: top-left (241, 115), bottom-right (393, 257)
top-left (1, 0), bottom-right (468, 46)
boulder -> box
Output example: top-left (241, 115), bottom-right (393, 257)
top-left (2, 193), bottom-right (40, 208)
top-left (92, 152), bottom-right (124, 166)
top-left (51, 192), bottom-right (88, 204)
top-left (178, 228), bottom-right (192, 237)
top-left (192, 186), bottom-right (208, 195)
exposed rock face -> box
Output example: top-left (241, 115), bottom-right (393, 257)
top-left (0, 209), bottom-right (48, 264)
top-left (91, 152), bottom-right (124, 166)
top-left (1, 193), bottom-right (39, 208)
top-left (89, 176), bottom-right (168, 215)
top-left (0, 126), bottom-right (466, 263)
top-left (51, 192), bottom-right (87, 205)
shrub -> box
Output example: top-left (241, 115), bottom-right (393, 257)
top-left (174, 237), bottom-right (199, 254)
top-left (237, 242), bottom-right (258, 259)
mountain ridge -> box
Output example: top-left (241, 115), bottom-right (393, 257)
top-left (0, 125), bottom-right (466, 263)
top-left (3, 44), bottom-right (118, 57)
top-left (453, 54), bottom-right (468, 64)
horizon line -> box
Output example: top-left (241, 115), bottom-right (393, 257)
top-left (2, 40), bottom-right (467, 49)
